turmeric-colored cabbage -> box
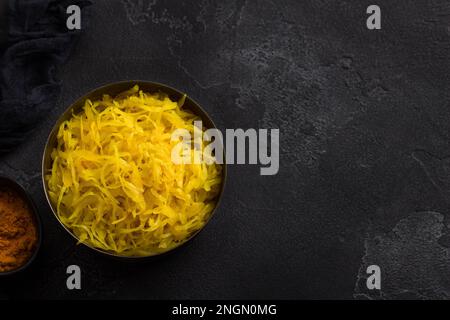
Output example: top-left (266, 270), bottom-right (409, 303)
top-left (46, 85), bottom-right (222, 256)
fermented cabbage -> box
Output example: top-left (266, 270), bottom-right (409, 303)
top-left (46, 85), bottom-right (222, 256)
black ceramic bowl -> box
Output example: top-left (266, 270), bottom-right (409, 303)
top-left (0, 177), bottom-right (42, 276)
top-left (42, 81), bottom-right (226, 259)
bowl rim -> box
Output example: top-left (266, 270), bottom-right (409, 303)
top-left (41, 80), bottom-right (227, 260)
top-left (0, 176), bottom-right (42, 276)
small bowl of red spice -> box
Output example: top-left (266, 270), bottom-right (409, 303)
top-left (0, 177), bottom-right (41, 276)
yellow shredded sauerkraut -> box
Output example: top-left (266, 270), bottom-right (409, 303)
top-left (46, 85), bottom-right (222, 256)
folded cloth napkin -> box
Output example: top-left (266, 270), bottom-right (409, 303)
top-left (0, 0), bottom-right (91, 154)
top-left (0, 1), bottom-right (7, 51)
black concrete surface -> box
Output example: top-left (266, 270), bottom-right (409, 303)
top-left (0, 0), bottom-right (449, 299)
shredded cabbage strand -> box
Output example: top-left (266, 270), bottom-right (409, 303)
top-left (46, 85), bottom-right (222, 256)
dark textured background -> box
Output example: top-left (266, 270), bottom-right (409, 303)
top-left (1, 0), bottom-right (450, 299)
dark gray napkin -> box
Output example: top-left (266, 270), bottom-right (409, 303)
top-left (0, 1), bottom-right (7, 50)
top-left (0, 0), bottom-right (91, 154)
